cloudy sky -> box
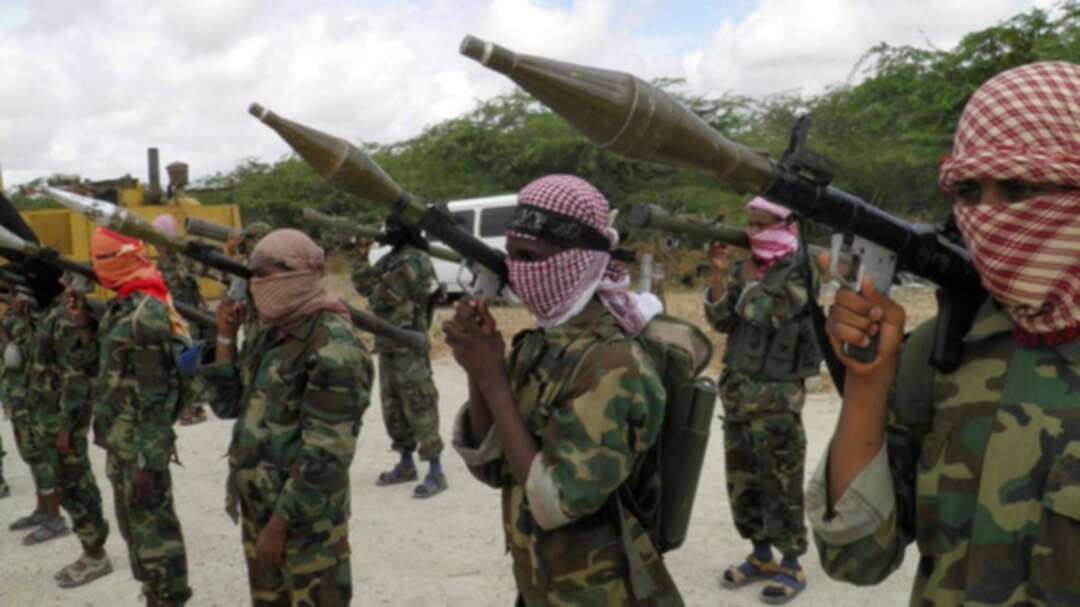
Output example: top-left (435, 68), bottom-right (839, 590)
top-left (0, 0), bottom-right (1057, 187)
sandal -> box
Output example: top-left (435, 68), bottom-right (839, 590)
top-left (55, 554), bottom-right (113, 588)
top-left (22, 517), bottom-right (70, 546)
top-left (412, 473), bottom-right (448, 499)
top-left (721, 556), bottom-right (777, 589)
top-left (761, 566), bottom-right (807, 604)
top-left (9, 509), bottom-right (47, 531)
top-left (375, 463), bottom-right (418, 486)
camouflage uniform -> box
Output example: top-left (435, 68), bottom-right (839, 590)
top-left (157, 255), bottom-right (202, 313)
top-left (453, 302), bottom-right (683, 606)
top-left (96, 293), bottom-right (191, 605)
top-left (35, 309), bottom-right (110, 551)
top-left (4, 309), bottom-right (45, 492)
top-left (27, 302), bottom-right (67, 498)
top-left (158, 253), bottom-right (210, 420)
top-left (704, 255), bottom-right (820, 558)
top-left (200, 310), bottom-right (373, 606)
top-left (352, 246), bottom-right (443, 460)
top-left (808, 299), bottom-right (1080, 605)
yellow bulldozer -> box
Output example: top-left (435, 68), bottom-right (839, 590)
top-left (17, 148), bottom-right (242, 298)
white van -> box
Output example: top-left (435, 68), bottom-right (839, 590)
top-left (369, 193), bottom-right (518, 296)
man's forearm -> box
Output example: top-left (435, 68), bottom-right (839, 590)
top-left (477, 373), bottom-right (537, 484)
top-left (467, 377), bottom-right (494, 446)
top-left (827, 368), bottom-right (894, 505)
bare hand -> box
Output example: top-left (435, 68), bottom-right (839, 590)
top-left (65, 292), bottom-right (87, 326)
top-left (708, 243), bottom-right (732, 275)
top-left (821, 253), bottom-right (906, 375)
top-left (256, 514), bottom-right (287, 571)
top-left (216, 299), bottom-right (243, 336)
top-left (224, 233), bottom-right (244, 257)
top-left (741, 257), bottom-right (759, 282)
top-left (56, 431), bottom-right (72, 457)
top-left (443, 297), bottom-right (506, 384)
top-left (132, 470), bottom-right (160, 506)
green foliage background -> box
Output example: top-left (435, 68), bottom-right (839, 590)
top-left (23, 3), bottom-right (1080, 231)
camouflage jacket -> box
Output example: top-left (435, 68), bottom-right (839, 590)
top-left (1, 311), bottom-right (36, 418)
top-left (28, 302), bottom-right (65, 423)
top-left (31, 303), bottom-right (99, 437)
top-left (807, 299), bottom-right (1080, 606)
top-left (95, 293), bottom-right (182, 470)
top-left (158, 254), bottom-right (202, 308)
top-left (453, 301), bottom-right (681, 605)
top-left (351, 245), bottom-right (435, 353)
top-left (200, 310), bottom-right (372, 564)
top-left (704, 255), bottom-right (818, 418)
top-left (52, 311), bottom-right (100, 437)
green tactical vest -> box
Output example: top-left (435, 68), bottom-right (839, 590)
top-left (720, 260), bottom-right (822, 382)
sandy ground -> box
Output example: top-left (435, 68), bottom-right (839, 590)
top-left (0, 285), bottom-right (934, 607)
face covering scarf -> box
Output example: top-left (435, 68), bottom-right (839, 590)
top-left (507, 175), bottom-right (662, 334)
top-left (939, 61), bottom-right (1080, 345)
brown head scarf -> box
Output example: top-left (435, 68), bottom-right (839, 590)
top-left (248, 229), bottom-right (348, 331)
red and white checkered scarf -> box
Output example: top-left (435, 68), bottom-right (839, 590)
top-left (746, 197), bottom-right (799, 278)
top-left (940, 61), bottom-right (1080, 344)
top-left (506, 175), bottom-right (662, 334)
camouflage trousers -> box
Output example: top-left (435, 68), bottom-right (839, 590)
top-left (240, 501), bottom-right (352, 606)
top-left (11, 413), bottom-right (47, 493)
top-left (722, 411), bottom-right (808, 557)
top-left (38, 433), bottom-right (110, 549)
top-left (106, 454), bottom-right (192, 605)
top-left (378, 351), bottom-right (443, 460)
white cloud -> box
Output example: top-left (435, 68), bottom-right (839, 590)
top-left (686, 0), bottom-right (1059, 96)
top-left (0, 0), bottom-right (1055, 188)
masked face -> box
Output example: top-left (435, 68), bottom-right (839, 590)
top-left (951, 179), bottom-right (1080, 336)
top-left (505, 235), bottom-right (606, 326)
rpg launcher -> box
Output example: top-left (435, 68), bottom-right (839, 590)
top-left (249, 103), bottom-right (507, 298)
top-left (300, 208), bottom-right (464, 264)
top-left (460, 35), bottom-right (984, 373)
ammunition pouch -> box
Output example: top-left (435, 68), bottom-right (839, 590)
top-left (722, 313), bottom-right (820, 382)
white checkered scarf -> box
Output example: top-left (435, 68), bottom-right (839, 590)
top-left (939, 61), bottom-right (1080, 342)
top-left (506, 175), bottom-right (661, 334)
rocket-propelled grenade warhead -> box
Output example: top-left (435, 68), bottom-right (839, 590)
top-left (0, 223), bottom-right (36, 255)
top-left (459, 35), bottom-right (776, 194)
top-left (44, 186), bottom-right (183, 251)
top-left (44, 186), bottom-right (252, 278)
top-left (300, 208), bottom-right (385, 241)
top-left (184, 217), bottom-right (240, 243)
top-left (250, 103), bottom-right (506, 282)
top-left (627, 204), bottom-right (750, 249)
top-left (247, 103), bottom-right (407, 213)
top-left (300, 208), bottom-right (464, 264)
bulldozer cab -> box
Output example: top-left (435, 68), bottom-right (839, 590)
top-left (18, 148), bottom-right (243, 299)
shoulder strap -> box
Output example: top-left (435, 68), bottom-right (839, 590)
top-left (796, 218), bottom-right (846, 389)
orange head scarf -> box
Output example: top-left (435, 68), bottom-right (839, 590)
top-left (90, 227), bottom-right (189, 338)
